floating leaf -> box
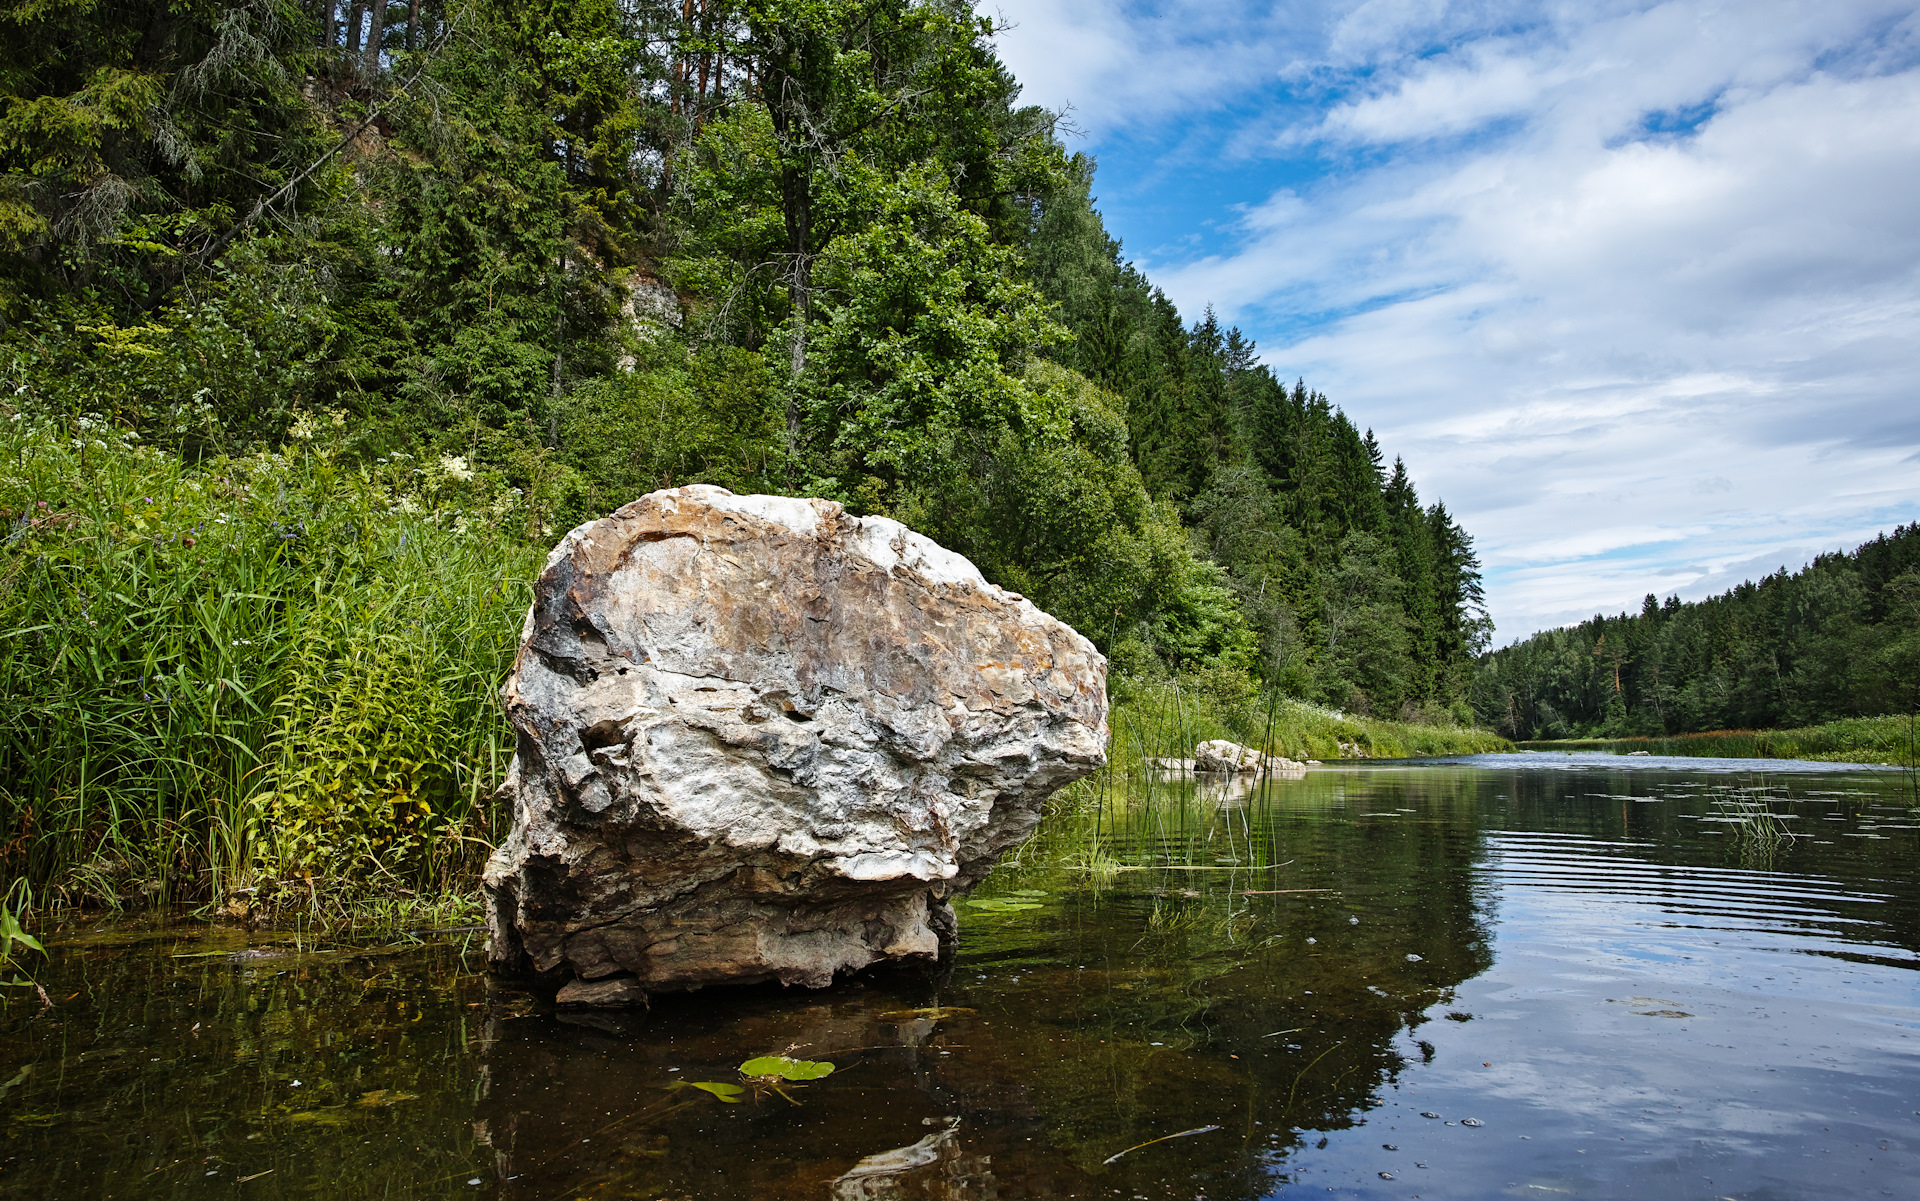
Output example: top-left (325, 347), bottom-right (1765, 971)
top-left (880, 1007), bottom-right (977, 1022)
top-left (739, 1056), bottom-right (834, 1081)
top-left (687, 1081), bottom-right (744, 1102)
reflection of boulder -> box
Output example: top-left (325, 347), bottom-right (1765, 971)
top-left (831, 1119), bottom-right (996, 1201)
top-left (1194, 739), bottom-right (1308, 777)
top-left (484, 486), bottom-right (1108, 1001)
top-left (1197, 772), bottom-right (1258, 805)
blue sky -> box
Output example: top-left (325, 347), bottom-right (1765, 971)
top-left (987, 0), bottom-right (1920, 640)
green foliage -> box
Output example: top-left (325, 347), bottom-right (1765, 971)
top-left (798, 164), bottom-right (1067, 508)
top-left (554, 340), bottom-right (784, 524)
top-left (0, 0), bottom-right (329, 312)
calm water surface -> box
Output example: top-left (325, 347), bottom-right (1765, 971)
top-left (6, 754), bottom-right (1918, 1199)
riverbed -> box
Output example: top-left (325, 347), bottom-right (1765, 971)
top-left (5, 754), bottom-right (1916, 1199)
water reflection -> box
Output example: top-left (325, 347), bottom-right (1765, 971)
top-left (4, 757), bottom-right (1916, 1199)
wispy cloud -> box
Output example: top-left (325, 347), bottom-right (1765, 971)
top-left (992, 0), bottom-right (1920, 637)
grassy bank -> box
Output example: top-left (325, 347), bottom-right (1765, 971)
top-left (1517, 714), bottom-right (1919, 766)
top-left (0, 418), bottom-right (540, 915)
top-left (1106, 669), bottom-right (1511, 772)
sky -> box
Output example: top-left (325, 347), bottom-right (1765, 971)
top-left (985, 0), bottom-right (1920, 643)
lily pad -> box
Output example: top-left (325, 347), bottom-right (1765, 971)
top-left (688, 1081), bottom-right (745, 1102)
top-left (739, 1055), bottom-right (835, 1081)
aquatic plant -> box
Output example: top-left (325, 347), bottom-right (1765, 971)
top-left (0, 882), bottom-right (47, 1007)
top-left (1703, 785), bottom-right (1797, 865)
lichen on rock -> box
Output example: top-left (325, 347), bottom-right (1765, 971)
top-left (484, 485), bottom-right (1108, 1002)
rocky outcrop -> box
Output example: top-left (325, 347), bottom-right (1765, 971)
top-left (483, 486), bottom-right (1107, 1002)
top-left (1193, 739), bottom-right (1308, 778)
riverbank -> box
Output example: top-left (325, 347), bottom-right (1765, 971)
top-left (1106, 671), bottom-right (1511, 771)
top-left (1517, 714), bottom-right (1918, 766)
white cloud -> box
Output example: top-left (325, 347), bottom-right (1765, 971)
top-left (998, 0), bottom-right (1920, 638)
top-left (986, 0), bottom-right (1289, 126)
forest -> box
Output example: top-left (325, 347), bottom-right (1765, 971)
top-left (1472, 523), bottom-right (1920, 740)
top-left (0, 0), bottom-right (1493, 905)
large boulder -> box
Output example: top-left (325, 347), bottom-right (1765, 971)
top-left (483, 486), bottom-right (1107, 1002)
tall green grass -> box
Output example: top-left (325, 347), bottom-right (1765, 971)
top-left (1517, 715), bottom-right (1919, 766)
top-left (0, 416), bottom-right (539, 912)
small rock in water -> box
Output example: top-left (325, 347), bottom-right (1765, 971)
top-left (1460, 1118), bottom-right (1484, 1127)
top-left (1421, 1112), bottom-right (1441, 1119)
top-left (1378, 1171), bottom-right (1395, 1180)
top-left (1193, 739), bottom-right (1307, 777)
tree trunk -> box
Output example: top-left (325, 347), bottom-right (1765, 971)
top-left (365, 0), bottom-right (385, 70)
top-left (780, 155), bottom-right (810, 453)
top-left (406, 0), bottom-right (419, 51)
top-left (323, 0), bottom-right (337, 51)
top-left (346, 1), bottom-right (364, 53)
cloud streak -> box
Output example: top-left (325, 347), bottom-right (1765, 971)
top-left (992, 0), bottom-right (1920, 639)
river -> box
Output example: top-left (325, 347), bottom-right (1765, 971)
top-left (5, 753), bottom-right (1916, 1199)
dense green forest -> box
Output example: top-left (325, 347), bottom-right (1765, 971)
top-left (0, 0), bottom-right (1491, 904)
top-left (1473, 523), bottom-right (1920, 740)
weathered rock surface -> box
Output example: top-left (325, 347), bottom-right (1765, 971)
top-left (1193, 739), bottom-right (1308, 778)
top-left (484, 485), bottom-right (1107, 1001)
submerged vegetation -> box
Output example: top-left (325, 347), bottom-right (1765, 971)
top-left (1, 0), bottom-right (1499, 910)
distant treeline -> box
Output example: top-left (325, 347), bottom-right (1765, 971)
top-left (1473, 524), bottom-right (1920, 740)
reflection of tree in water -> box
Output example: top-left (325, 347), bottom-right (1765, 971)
top-left (475, 770), bottom-right (1498, 1200)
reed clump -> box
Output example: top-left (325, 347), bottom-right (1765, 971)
top-left (0, 416), bottom-right (540, 914)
